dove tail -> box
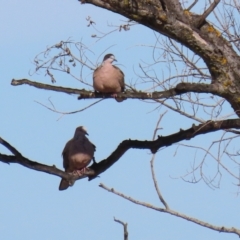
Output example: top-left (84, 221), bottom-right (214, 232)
top-left (59, 178), bottom-right (69, 191)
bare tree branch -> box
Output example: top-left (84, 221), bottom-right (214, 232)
top-left (12, 78), bottom-right (228, 101)
top-left (7, 1), bottom-right (240, 235)
top-left (187, 0), bottom-right (198, 11)
top-left (2, 119), bottom-right (240, 183)
top-left (150, 112), bottom-right (169, 209)
top-left (196, 0), bottom-right (220, 28)
top-left (99, 183), bottom-right (240, 237)
top-left (78, 0), bottom-right (240, 116)
top-left (0, 137), bottom-right (22, 157)
top-left (0, 137), bottom-right (92, 183)
top-left (114, 217), bottom-right (128, 240)
top-left (35, 98), bottom-right (103, 119)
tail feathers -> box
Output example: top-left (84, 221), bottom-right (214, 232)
top-left (115, 97), bottom-right (125, 102)
top-left (59, 178), bottom-right (75, 191)
top-left (59, 179), bottom-right (70, 191)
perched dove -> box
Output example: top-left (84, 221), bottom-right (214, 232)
top-left (59, 126), bottom-right (96, 191)
top-left (93, 53), bottom-right (125, 102)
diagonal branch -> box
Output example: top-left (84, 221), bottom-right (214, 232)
top-left (1, 119), bottom-right (240, 182)
top-left (196, 0), bottom-right (220, 28)
top-left (0, 138), bottom-right (92, 183)
top-left (89, 119), bottom-right (240, 180)
top-left (99, 183), bottom-right (240, 237)
top-left (0, 137), bottom-right (22, 157)
top-left (187, 0), bottom-right (198, 11)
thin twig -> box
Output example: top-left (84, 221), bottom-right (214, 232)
top-left (99, 183), bottom-right (240, 237)
top-left (34, 98), bottom-right (103, 118)
top-left (114, 217), bottom-right (128, 240)
top-left (150, 111), bottom-right (169, 209)
top-left (187, 0), bottom-right (198, 10)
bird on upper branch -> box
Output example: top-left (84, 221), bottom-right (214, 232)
top-left (93, 53), bottom-right (125, 102)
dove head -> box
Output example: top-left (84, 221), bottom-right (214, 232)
top-left (102, 53), bottom-right (117, 64)
top-left (74, 126), bottom-right (88, 138)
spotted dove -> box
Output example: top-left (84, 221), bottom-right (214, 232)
top-left (59, 126), bottom-right (96, 191)
top-left (93, 53), bottom-right (125, 102)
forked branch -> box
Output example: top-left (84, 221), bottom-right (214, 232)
top-left (99, 183), bottom-right (240, 237)
top-left (1, 119), bottom-right (240, 182)
top-left (114, 217), bottom-right (128, 240)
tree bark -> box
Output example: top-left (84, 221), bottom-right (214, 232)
top-left (79, 0), bottom-right (240, 115)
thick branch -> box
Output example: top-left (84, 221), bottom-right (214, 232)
top-left (79, 0), bottom-right (240, 113)
top-left (11, 79), bottom-right (84, 95)
top-left (11, 78), bottom-right (225, 100)
top-left (160, 0), bottom-right (188, 23)
top-left (89, 119), bottom-right (240, 180)
top-left (14, 78), bottom-right (240, 116)
top-left (1, 119), bottom-right (240, 182)
top-left (0, 138), bottom-right (93, 182)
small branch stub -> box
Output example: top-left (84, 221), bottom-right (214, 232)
top-left (114, 217), bottom-right (128, 240)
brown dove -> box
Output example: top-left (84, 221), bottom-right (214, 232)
top-left (93, 53), bottom-right (125, 102)
top-left (59, 126), bottom-right (96, 191)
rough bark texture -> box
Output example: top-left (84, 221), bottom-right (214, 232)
top-left (80, 0), bottom-right (240, 116)
top-left (2, 1), bottom-right (240, 237)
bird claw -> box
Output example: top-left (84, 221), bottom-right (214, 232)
top-left (72, 167), bottom-right (89, 176)
top-left (111, 93), bottom-right (118, 98)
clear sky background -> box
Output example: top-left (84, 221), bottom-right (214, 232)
top-left (1, 1), bottom-right (240, 239)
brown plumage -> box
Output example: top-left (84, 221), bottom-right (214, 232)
top-left (59, 126), bottom-right (96, 191)
top-left (93, 53), bottom-right (125, 102)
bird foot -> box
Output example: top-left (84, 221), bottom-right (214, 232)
top-left (72, 168), bottom-right (89, 176)
top-left (111, 93), bottom-right (124, 102)
top-left (111, 93), bottom-right (118, 98)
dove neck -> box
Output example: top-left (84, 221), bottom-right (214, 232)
top-left (102, 59), bottom-right (114, 66)
top-left (74, 133), bottom-right (85, 139)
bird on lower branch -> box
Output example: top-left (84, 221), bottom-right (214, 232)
top-left (59, 126), bottom-right (96, 191)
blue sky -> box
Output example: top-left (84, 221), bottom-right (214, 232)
top-left (1, 1), bottom-right (240, 239)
